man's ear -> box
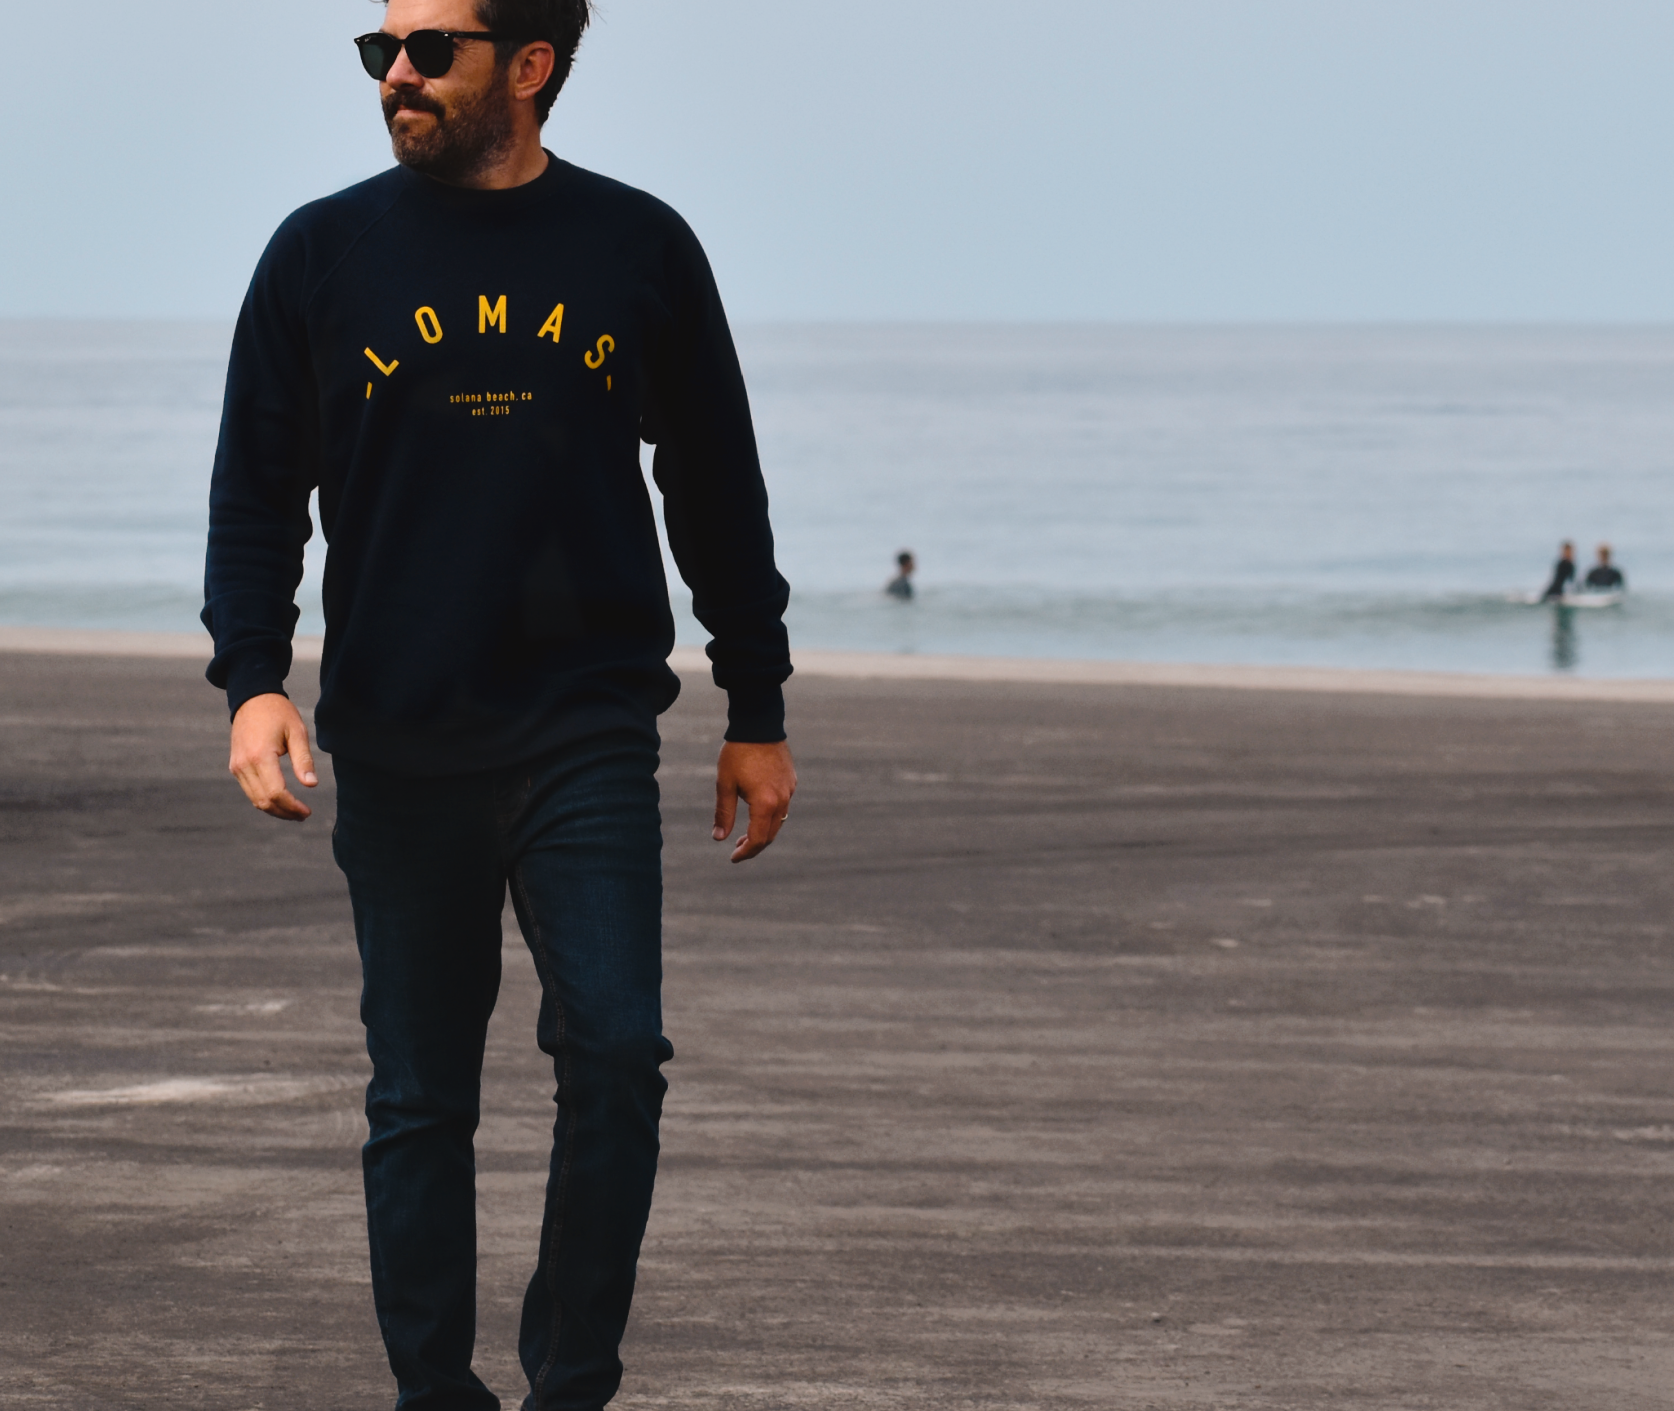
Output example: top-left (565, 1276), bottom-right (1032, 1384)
top-left (512, 42), bottom-right (556, 102)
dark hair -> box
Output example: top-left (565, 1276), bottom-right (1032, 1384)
top-left (475, 0), bottom-right (593, 122)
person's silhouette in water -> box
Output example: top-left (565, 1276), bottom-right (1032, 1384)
top-left (886, 551), bottom-right (916, 600)
top-left (1541, 541), bottom-right (1577, 600)
top-left (1584, 544), bottom-right (1625, 591)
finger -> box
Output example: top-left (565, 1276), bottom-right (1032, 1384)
top-left (287, 719), bottom-right (319, 788)
top-left (252, 750), bottom-right (290, 811)
top-left (713, 773), bottom-right (739, 842)
top-left (259, 789), bottom-right (313, 822)
top-left (730, 795), bottom-right (789, 864)
top-left (229, 756), bottom-right (270, 808)
top-left (234, 753), bottom-right (311, 821)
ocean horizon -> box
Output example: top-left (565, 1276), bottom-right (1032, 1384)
top-left (4, 318), bottom-right (1671, 679)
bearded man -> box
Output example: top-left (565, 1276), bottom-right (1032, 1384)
top-left (201, 2), bottom-right (796, 1407)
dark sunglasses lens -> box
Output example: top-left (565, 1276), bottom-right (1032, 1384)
top-left (405, 31), bottom-right (457, 78)
top-left (355, 34), bottom-right (399, 80)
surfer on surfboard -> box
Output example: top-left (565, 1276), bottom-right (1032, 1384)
top-left (1584, 544), bottom-right (1625, 591)
top-left (1541, 541), bottom-right (1577, 601)
top-left (1531, 540), bottom-right (1625, 607)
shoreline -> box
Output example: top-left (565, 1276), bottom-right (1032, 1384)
top-left (2, 623), bottom-right (1673, 703)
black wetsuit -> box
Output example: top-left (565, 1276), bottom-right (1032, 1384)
top-left (1585, 564), bottom-right (1625, 590)
top-left (1542, 559), bottom-right (1576, 600)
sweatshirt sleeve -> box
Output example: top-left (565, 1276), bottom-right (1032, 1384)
top-left (647, 221), bottom-right (792, 743)
top-left (201, 224), bottom-right (320, 719)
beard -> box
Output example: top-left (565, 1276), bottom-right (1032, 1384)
top-left (383, 75), bottom-right (515, 184)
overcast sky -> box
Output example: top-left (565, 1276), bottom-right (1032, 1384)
top-left (5, 1), bottom-right (1674, 321)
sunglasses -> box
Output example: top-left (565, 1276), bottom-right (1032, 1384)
top-left (354, 29), bottom-right (524, 81)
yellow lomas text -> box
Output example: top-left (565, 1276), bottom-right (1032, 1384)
top-left (584, 334), bottom-right (615, 370)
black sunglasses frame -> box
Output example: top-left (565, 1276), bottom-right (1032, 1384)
top-left (354, 29), bottom-right (527, 81)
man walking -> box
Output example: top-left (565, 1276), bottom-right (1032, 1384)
top-left (202, 3), bottom-right (795, 1407)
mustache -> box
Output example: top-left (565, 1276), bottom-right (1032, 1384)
top-left (382, 90), bottom-right (445, 123)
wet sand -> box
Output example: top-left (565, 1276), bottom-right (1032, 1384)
top-left (2, 646), bottom-right (1673, 1409)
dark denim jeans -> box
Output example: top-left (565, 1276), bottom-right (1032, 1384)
top-left (331, 730), bottom-right (671, 1411)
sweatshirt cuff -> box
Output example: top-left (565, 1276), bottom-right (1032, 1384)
top-left (223, 657), bottom-right (290, 722)
top-left (723, 682), bottom-right (786, 743)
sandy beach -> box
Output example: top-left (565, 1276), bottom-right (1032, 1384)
top-left (3, 641), bottom-right (1673, 1409)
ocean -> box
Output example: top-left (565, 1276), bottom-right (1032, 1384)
top-left (3, 320), bottom-right (1671, 677)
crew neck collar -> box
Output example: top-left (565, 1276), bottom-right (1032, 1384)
top-left (398, 151), bottom-right (567, 212)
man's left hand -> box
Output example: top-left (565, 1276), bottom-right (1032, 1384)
top-left (714, 740), bottom-right (797, 864)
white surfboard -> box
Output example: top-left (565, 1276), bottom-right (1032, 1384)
top-left (1561, 589), bottom-right (1625, 608)
top-left (1517, 590), bottom-right (1625, 608)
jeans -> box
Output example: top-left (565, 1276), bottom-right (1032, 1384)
top-left (331, 730), bottom-right (671, 1411)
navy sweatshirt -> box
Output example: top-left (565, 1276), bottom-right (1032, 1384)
top-left (203, 156), bottom-right (791, 774)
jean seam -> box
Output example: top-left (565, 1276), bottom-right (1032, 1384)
top-left (513, 861), bottom-right (574, 1406)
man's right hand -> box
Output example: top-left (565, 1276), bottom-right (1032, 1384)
top-left (229, 693), bottom-right (319, 822)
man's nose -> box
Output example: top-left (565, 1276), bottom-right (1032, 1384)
top-left (383, 40), bottom-right (424, 89)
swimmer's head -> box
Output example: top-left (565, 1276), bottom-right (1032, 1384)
top-left (1598, 544), bottom-right (1612, 564)
top-left (897, 551), bottom-right (915, 572)
top-left (1561, 541), bottom-right (1575, 559)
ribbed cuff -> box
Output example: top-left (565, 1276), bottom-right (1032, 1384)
top-left (723, 682), bottom-right (787, 743)
top-left (224, 658), bottom-right (290, 721)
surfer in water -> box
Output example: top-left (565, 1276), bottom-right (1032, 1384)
top-left (1585, 544), bottom-right (1625, 591)
top-left (1541, 541), bottom-right (1577, 601)
top-left (886, 550), bottom-right (916, 600)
